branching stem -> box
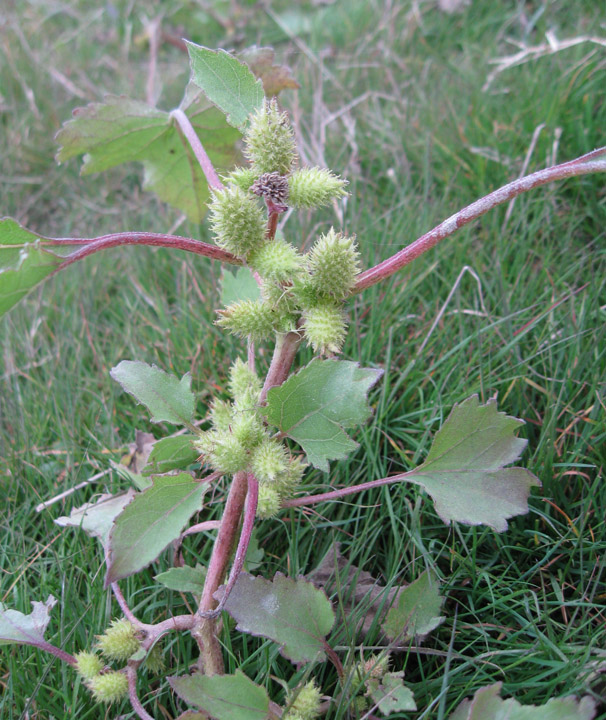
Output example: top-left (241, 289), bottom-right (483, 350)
top-left (355, 151), bottom-right (606, 291)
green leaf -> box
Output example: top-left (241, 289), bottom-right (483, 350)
top-left (55, 90), bottom-right (240, 222)
top-left (220, 266), bottom-right (261, 307)
top-left (155, 565), bottom-right (206, 595)
top-left (243, 530), bottom-right (264, 572)
top-left (382, 569), bottom-right (444, 643)
top-left (221, 572), bottom-right (335, 663)
top-left (186, 44), bottom-right (265, 130)
top-left (143, 435), bottom-right (200, 476)
top-left (448, 682), bottom-right (596, 720)
top-left (110, 360), bottom-right (195, 426)
top-left (0, 596), bottom-right (56, 647)
top-left (54, 490), bottom-right (136, 547)
top-left (170, 670), bottom-right (270, 720)
top-left (264, 359), bottom-right (383, 471)
top-left (105, 473), bottom-right (205, 585)
top-left (112, 461), bottom-right (153, 490)
top-left (406, 395), bottom-right (540, 532)
top-left (0, 218), bottom-right (79, 319)
top-left (367, 673), bottom-right (417, 715)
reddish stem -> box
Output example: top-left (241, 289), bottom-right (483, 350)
top-left (126, 665), bottom-right (155, 720)
top-left (170, 108), bottom-right (225, 192)
top-left (260, 331), bottom-right (302, 403)
top-left (32, 640), bottom-right (77, 666)
top-left (354, 153), bottom-right (606, 292)
top-left (194, 470), bottom-right (249, 674)
top-left (210, 474), bottom-right (259, 616)
top-left (47, 232), bottom-right (240, 273)
top-left (281, 470), bottom-right (414, 508)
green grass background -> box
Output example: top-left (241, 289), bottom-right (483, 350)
top-left (1, 0), bottom-right (605, 718)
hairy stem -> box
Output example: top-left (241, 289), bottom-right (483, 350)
top-left (281, 470), bottom-right (415, 508)
top-left (170, 108), bottom-right (225, 191)
top-left (354, 151), bottom-right (606, 292)
top-left (210, 474), bottom-right (259, 616)
top-left (34, 640), bottom-right (77, 666)
top-left (194, 470), bottom-right (249, 674)
top-left (49, 232), bottom-right (240, 274)
top-left (126, 665), bottom-right (155, 720)
top-left (260, 331), bottom-right (302, 403)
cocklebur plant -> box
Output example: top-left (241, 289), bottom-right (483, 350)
top-left (1, 44), bottom-right (605, 720)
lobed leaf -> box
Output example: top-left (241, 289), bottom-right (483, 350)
top-left (220, 572), bottom-right (335, 664)
top-left (54, 490), bottom-right (136, 547)
top-left (0, 218), bottom-right (80, 319)
top-left (186, 43), bottom-right (265, 130)
top-left (449, 682), bottom-right (596, 720)
top-left (406, 395), bottom-right (540, 531)
top-left (55, 90), bottom-right (240, 222)
top-left (110, 360), bottom-right (195, 426)
top-left (105, 473), bottom-right (206, 585)
top-left (170, 670), bottom-right (270, 720)
top-left (0, 596), bottom-right (56, 647)
top-left (220, 266), bottom-right (261, 307)
top-left (143, 435), bottom-right (200, 476)
top-left (382, 569), bottom-right (444, 642)
top-left (367, 672), bottom-right (417, 715)
top-left (264, 359), bottom-right (383, 471)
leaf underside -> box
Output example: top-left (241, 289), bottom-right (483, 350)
top-left (54, 490), bottom-right (136, 547)
top-left (220, 572), bottom-right (335, 664)
top-left (264, 359), bottom-right (383, 471)
top-left (105, 473), bottom-right (205, 585)
top-left (406, 395), bottom-right (541, 531)
top-left (448, 682), bottom-right (596, 720)
top-left (0, 596), bottom-right (56, 647)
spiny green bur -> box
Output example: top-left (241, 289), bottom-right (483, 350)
top-left (88, 671), bottom-right (129, 704)
top-left (284, 680), bottom-right (322, 720)
top-left (244, 98), bottom-right (297, 175)
top-left (209, 185), bottom-right (266, 258)
top-left (302, 302), bottom-right (347, 355)
top-left (307, 229), bottom-right (361, 300)
top-left (288, 167), bottom-right (348, 209)
top-left (75, 651), bottom-right (104, 681)
top-left (97, 619), bottom-right (141, 662)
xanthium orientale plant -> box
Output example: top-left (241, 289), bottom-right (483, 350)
top-left (1, 44), bottom-right (605, 720)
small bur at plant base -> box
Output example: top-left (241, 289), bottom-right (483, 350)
top-left (88, 671), bottom-right (129, 704)
top-left (97, 618), bottom-right (141, 662)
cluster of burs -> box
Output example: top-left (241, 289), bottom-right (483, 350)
top-left (195, 99), bottom-right (361, 518)
top-left (74, 619), bottom-right (162, 703)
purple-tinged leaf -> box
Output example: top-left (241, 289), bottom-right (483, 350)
top-left (264, 359), bottom-right (383, 471)
top-left (110, 360), bottom-right (195, 426)
top-left (170, 670), bottom-right (270, 720)
top-left (105, 473), bottom-right (206, 585)
top-left (0, 596), bottom-right (56, 647)
top-left (382, 569), bottom-right (444, 643)
top-left (54, 490), bottom-right (136, 547)
top-left (367, 672), bottom-right (417, 715)
top-left (407, 395), bottom-right (540, 531)
top-left (449, 682), bottom-right (596, 720)
top-left (220, 572), bottom-right (335, 664)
